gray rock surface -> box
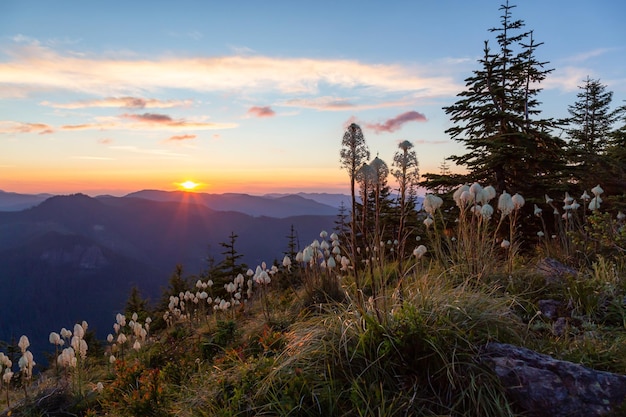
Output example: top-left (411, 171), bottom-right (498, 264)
top-left (480, 342), bottom-right (626, 417)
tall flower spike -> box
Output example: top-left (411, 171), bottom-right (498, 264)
top-left (413, 245), bottom-right (427, 259)
top-left (482, 186), bottom-right (497, 203)
top-left (591, 185), bottom-right (604, 196)
top-left (563, 192), bottom-right (573, 204)
top-left (588, 197), bottom-right (601, 211)
top-left (480, 204), bottom-right (494, 219)
top-left (423, 194), bottom-right (443, 215)
top-left (453, 184), bottom-right (470, 207)
top-left (423, 216), bottom-right (434, 228)
top-left (498, 191), bottom-right (514, 216)
top-left (511, 193), bottom-right (525, 210)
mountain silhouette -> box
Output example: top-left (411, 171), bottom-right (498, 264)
top-left (124, 189), bottom-right (341, 217)
top-left (0, 193), bottom-right (336, 356)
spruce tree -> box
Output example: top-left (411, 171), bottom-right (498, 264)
top-left (563, 77), bottom-right (623, 192)
top-left (425, 1), bottom-right (566, 205)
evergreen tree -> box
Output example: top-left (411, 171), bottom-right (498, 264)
top-left (563, 77), bottom-right (623, 192)
top-left (424, 2), bottom-right (566, 205)
top-left (284, 224), bottom-right (299, 261)
top-left (605, 102), bottom-right (626, 207)
top-left (333, 201), bottom-right (351, 240)
top-left (159, 264), bottom-right (189, 310)
top-left (212, 232), bottom-right (248, 286)
top-left (125, 286), bottom-right (150, 320)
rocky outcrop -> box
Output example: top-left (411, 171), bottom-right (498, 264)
top-left (480, 342), bottom-right (626, 417)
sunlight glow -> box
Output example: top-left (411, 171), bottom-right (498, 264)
top-left (180, 180), bottom-right (199, 191)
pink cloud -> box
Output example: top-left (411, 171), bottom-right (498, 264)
top-left (364, 111), bottom-right (427, 134)
top-left (42, 97), bottom-right (193, 109)
top-left (98, 138), bottom-right (113, 144)
top-left (168, 134), bottom-right (197, 141)
top-left (122, 113), bottom-right (173, 123)
top-left (0, 121), bottom-right (54, 134)
top-left (247, 106), bottom-right (275, 118)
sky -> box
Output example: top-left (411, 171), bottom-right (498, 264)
top-left (1, 1), bottom-right (625, 196)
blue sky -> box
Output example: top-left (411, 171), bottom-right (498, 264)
top-left (1, 1), bottom-right (624, 195)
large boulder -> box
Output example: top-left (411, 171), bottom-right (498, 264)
top-left (480, 342), bottom-right (626, 417)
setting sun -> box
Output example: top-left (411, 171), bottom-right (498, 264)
top-left (180, 180), bottom-right (200, 191)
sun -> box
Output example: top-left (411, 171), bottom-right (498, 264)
top-left (179, 180), bottom-right (200, 191)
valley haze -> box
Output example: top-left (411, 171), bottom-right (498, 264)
top-left (0, 189), bottom-right (350, 359)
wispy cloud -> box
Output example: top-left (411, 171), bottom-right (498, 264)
top-left (110, 145), bottom-right (189, 159)
top-left (543, 66), bottom-right (592, 92)
top-left (0, 121), bottom-right (54, 134)
top-left (412, 139), bottom-right (449, 145)
top-left (247, 106), bottom-right (275, 118)
top-left (41, 97), bottom-right (193, 109)
top-left (562, 48), bottom-right (616, 64)
top-left (0, 43), bottom-right (459, 98)
top-left (282, 96), bottom-right (416, 111)
top-left (119, 112), bottom-right (236, 130)
top-left (355, 111), bottom-right (428, 134)
top-left (71, 156), bottom-right (115, 160)
top-left (57, 113), bottom-right (237, 132)
top-left (167, 134), bottom-right (197, 142)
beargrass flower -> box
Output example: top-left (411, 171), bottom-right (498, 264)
top-left (512, 193), bottom-right (525, 209)
top-left (3, 369), bottom-right (14, 384)
top-left (618, 211), bottom-right (625, 221)
top-left (481, 204), bottom-right (494, 219)
top-left (564, 192), bottom-right (573, 205)
top-left (581, 190), bottom-right (591, 201)
top-left (413, 245), bottom-right (427, 259)
top-left (500, 239), bottom-right (511, 249)
top-left (18, 335), bottom-right (30, 353)
top-left (589, 197), bottom-right (601, 211)
top-left (482, 186), bottom-right (497, 203)
top-left (423, 216), bottom-right (434, 228)
top-left (49, 332), bottom-right (61, 346)
top-left (591, 184), bottom-right (604, 196)
top-left (423, 194), bottom-right (443, 214)
top-left (498, 191), bottom-right (514, 216)
top-left (545, 194), bottom-right (553, 204)
top-left (453, 184), bottom-right (470, 207)
top-left (534, 204), bottom-right (542, 216)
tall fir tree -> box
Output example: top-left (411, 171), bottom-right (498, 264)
top-left (563, 77), bottom-right (624, 192)
top-left (423, 1), bottom-right (566, 205)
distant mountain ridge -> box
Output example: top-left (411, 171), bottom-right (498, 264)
top-left (0, 189), bottom-right (54, 211)
top-left (0, 189), bottom-right (349, 217)
top-left (0, 193), bottom-right (336, 357)
top-left (123, 189), bottom-right (344, 217)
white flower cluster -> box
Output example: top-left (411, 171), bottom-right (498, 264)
top-left (106, 313), bottom-right (151, 362)
top-left (295, 231), bottom-right (349, 271)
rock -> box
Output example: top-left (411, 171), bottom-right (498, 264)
top-left (536, 258), bottom-right (577, 284)
top-left (480, 342), bottom-right (626, 417)
top-left (538, 299), bottom-right (563, 320)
